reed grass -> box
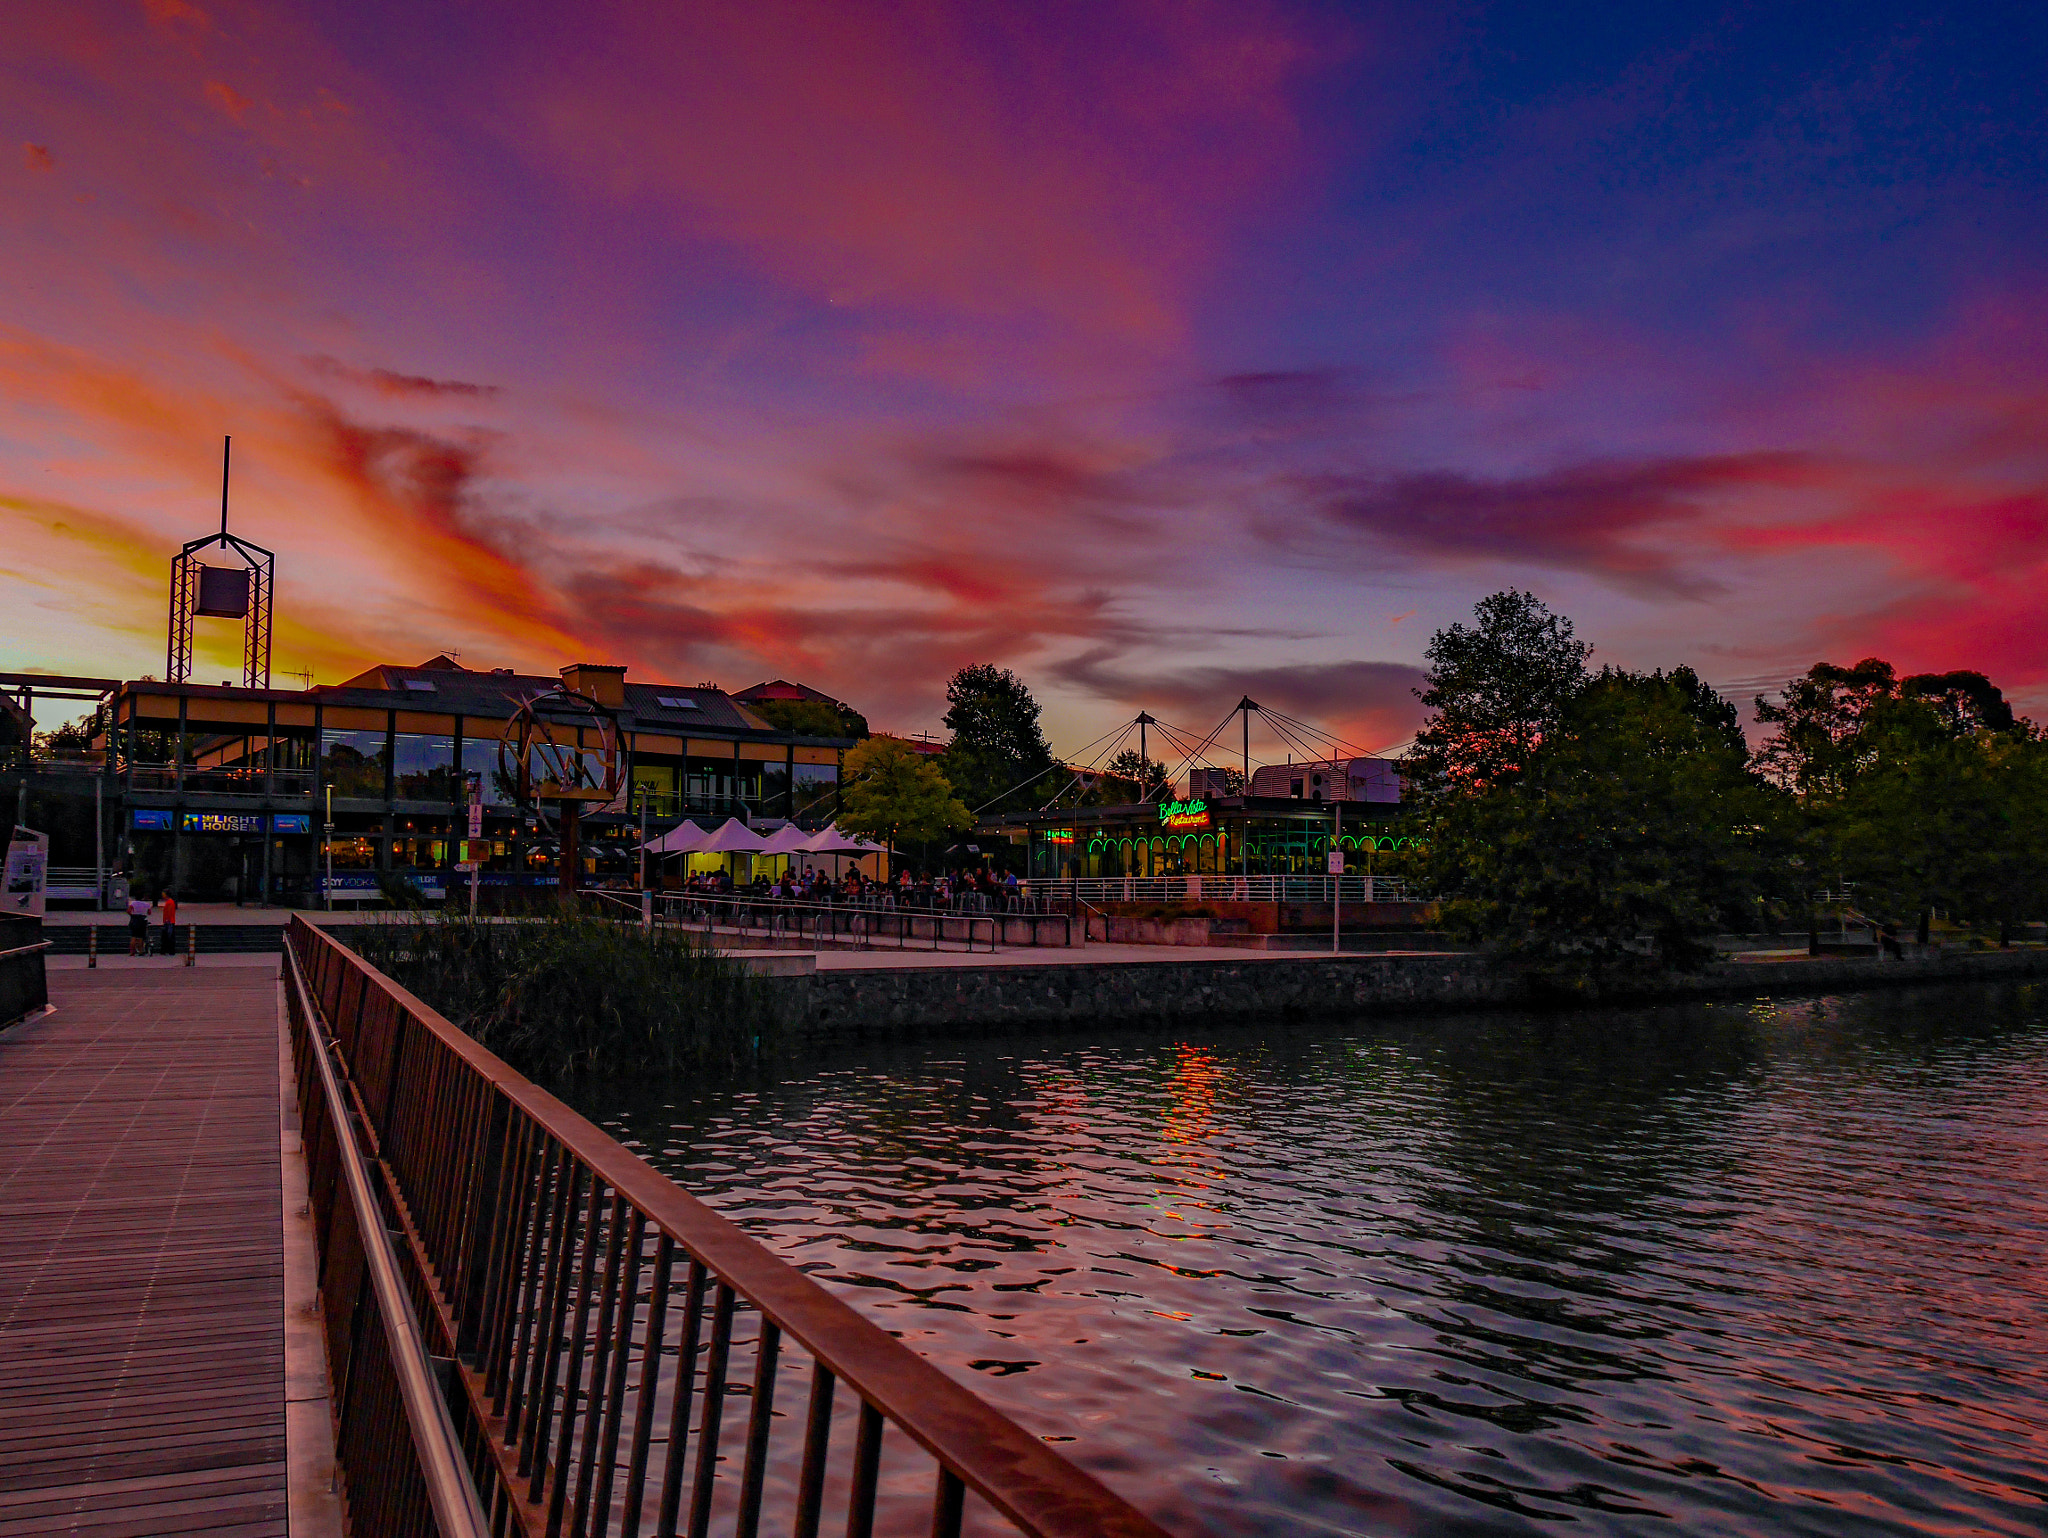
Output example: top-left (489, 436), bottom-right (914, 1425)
top-left (345, 908), bottom-right (771, 1080)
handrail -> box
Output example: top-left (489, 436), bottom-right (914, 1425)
top-left (654, 890), bottom-right (1003, 952)
top-left (1033, 873), bottom-right (1423, 904)
top-left (284, 941), bottom-right (492, 1538)
top-left (0, 942), bottom-right (53, 960)
top-left (285, 914), bottom-right (1171, 1538)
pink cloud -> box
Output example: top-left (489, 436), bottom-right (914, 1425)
top-left (512, 1), bottom-right (1325, 355)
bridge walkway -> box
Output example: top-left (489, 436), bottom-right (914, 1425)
top-left (0, 968), bottom-right (288, 1537)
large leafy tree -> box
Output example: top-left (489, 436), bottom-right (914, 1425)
top-left (1426, 669), bottom-right (1792, 986)
top-left (745, 698), bottom-right (869, 739)
top-left (1751, 660), bottom-right (2013, 800)
top-left (1401, 590), bottom-right (1591, 802)
top-left (938, 664), bottom-right (1058, 814)
top-left (837, 737), bottom-right (972, 851)
top-left (1760, 664), bottom-right (2045, 937)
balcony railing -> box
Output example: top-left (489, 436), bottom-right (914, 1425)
top-left (122, 764), bottom-right (317, 796)
top-left (283, 916), bottom-right (1171, 1538)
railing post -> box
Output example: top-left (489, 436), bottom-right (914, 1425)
top-left (453, 1090), bottom-right (511, 1358)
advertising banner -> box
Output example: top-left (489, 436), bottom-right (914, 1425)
top-left (4, 827), bottom-right (50, 919)
top-left (180, 811), bottom-right (265, 835)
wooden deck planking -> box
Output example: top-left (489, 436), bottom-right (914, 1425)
top-left (0, 970), bottom-right (289, 1535)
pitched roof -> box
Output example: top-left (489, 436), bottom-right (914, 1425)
top-left (318, 661), bottom-right (770, 733)
top-left (734, 678), bottom-right (848, 709)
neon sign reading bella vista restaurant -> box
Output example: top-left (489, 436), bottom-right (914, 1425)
top-left (1157, 799), bottom-right (1210, 831)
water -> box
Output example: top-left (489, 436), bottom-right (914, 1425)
top-left (582, 983), bottom-right (2048, 1536)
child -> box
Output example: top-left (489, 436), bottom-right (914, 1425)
top-left (160, 890), bottom-right (179, 956)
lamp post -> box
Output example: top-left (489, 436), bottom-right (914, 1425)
top-left (323, 783), bottom-right (333, 911)
top-left (1331, 800), bottom-right (1342, 953)
top-left (638, 781), bottom-right (653, 931)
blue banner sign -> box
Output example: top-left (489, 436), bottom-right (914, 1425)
top-left (271, 814), bottom-right (312, 834)
top-left (130, 809), bottom-right (175, 831)
top-left (180, 812), bottom-right (264, 834)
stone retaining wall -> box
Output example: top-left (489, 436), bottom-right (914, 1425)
top-left (762, 947), bottom-right (2048, 1047)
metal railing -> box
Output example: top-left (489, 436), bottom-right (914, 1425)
top-left (46, 866), bottom-right (107, 900)
top-left (285, 941), bottom-right (492, 1537)
top-left (1032, 874), bottom-right (1422, 905)
top-left (1, 932), bottom-right (50, 1030)
top-left (648, 891), bottom-right (1030, 952)
top-left (283, 915), bottom-right (1167, 1538)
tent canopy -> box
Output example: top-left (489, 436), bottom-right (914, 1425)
top-left (696, 816), bottom-right (767, 853)
top-left (640, 820), bottom-right (709, 854)
top-left (800, 826), bottom-right (885, 856)
top-left (755, 823), bottom-right (815, 856)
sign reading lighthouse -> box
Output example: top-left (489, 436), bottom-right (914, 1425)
top-left (1158, 798), bottom-right (1210, 831)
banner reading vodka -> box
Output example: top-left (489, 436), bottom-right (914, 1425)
top-left (4, 826), bottom-right (50, 919)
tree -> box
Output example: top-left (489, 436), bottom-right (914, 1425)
top-left (1755, 658), bottom-right (2041, 937)
top-left (1424, 668), bottom-right (1793, 988)
top-left (1899, 670), bottom-right (2015, 735)
top-left (1402, 591), bottom-right (1591, 803)
top-left (29, 709), bottom-right (102, 761)
top-left (1809, 693), bottom-right (2043, 938)
top-left (745, 698), bottom-right (869, 739)
top-left (1101, 748), bottom-right (1169, 801)
top-left (1753, 657), bottom-right (1903, 798)
top-left (837, 736), bottom-right (972, 851)
top-left (938, 664), bottom-right (1058, 814)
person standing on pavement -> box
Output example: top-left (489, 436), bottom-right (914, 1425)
top-left (160, 890), bottom-right (178, 956)
top-left (127, 889), bottom-right (153, 956)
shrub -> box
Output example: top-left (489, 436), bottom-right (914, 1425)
top-left (345, 908), bottom-right (771, 1080)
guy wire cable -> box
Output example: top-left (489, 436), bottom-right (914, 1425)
top-left (971, 716), bottom-right (1139, 816)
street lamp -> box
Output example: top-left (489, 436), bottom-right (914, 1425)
top-left (323, 782), bottom-right (333, 912)
top-left (637, 780), bottom-right (653, 931)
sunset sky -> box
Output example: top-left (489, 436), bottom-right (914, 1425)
top-left (5, 1), bottom-right (2044, 759)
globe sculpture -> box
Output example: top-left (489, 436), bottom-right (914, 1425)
top-left (498, 686), bottom-right (624, 897)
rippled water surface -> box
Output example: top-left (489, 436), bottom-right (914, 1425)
top-left (582, 983), bottom-right (2048, 1536)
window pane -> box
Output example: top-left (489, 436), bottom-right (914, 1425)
top-left (320, 730), bottom-right (387, 798)
top-left (393, 734), bottom-right (456, 800)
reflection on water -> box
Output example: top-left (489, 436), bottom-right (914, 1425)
top-left (582, 984), bottom-right (2048, 1536)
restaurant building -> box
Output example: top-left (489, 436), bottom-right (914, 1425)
top-left (987, 757), bottom-right (1408, 882)
top-left (93, 655), bottom-right (855, 903)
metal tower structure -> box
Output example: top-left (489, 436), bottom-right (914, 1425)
top-left (168, 437), bottom-right (274, 688)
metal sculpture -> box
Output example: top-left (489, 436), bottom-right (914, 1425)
top-left (169, 437), bottom-right (274, 688)
top-left (498, 686), bottom-right (623, 896)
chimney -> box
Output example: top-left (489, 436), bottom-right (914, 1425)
top-left (560, 663), bottom-right (626, 707)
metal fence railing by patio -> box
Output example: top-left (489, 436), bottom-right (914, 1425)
top-left (283, 914), bottom-right (1168, 1538)
top-left (647, 891), bottom-right (1075, 951)
top-left (1030, 874), bottom-right (1422, 906)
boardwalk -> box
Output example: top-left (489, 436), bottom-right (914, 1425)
top-left (0, 968), bottom-right (287, 1537)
